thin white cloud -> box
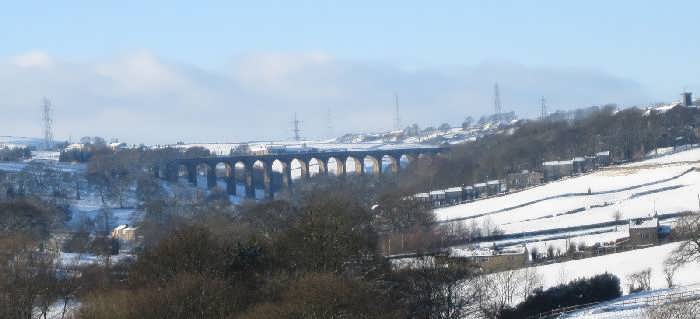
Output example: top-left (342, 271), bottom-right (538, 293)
top-left (94, 51), bottom-right (191, 94)
top-left (0, 51), bottom-right (649, 144)
top-left (10, 51), bottom-right (54, 68)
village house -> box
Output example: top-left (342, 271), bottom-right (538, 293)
top-left (111, 224), bottom-right (138, 244)
top-left (506, 170), bottom-right (543, 190)
top-left (486, 180), bottom-right (504, 195)
top-left (429, 190), bottom-right (446, 206)
top-left (584, 155), bottom-right (597, 171)
top-left (414, 192), bottom-right (430, 205)
top-left (437, 246), bottom-right (529, 272)
top-left (573, 157), bottom-right (586, 174)
top-left (596, 151), bottom-right (611, 166)
top-left (461, 186), bottom-right (475, 201)
top-left (444, 187), bottom-right (463, 204)
top-left (474, 182), bottom-right (488, 198)
top-left (543, 160), bottom-right (574, 181)
top-left (627, 218), bottom-right (660, 247)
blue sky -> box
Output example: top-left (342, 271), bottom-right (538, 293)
top-left (1, 1), bottom-right (698, 143)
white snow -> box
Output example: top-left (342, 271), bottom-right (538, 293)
top-left (530, 242), bottom-right (700, 294)
top-left (0, 160), bottom-right (85, 173)
top-left (31, 150), bottom-right (61, 161)
top-left (564, 284), bottom-right (700, 318)
top-left (435, 147), bottom-right (700, 235)
top-left (58, 252), bottom-right (134, 267)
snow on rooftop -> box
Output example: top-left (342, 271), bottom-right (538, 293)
top-left (450, 247), bottom-right (493, 257)
top-left (445, 187), bottom-right (463, 193)
top-left (450, 245), bottom-right (526, 258)
top-left (629, 218), bottom-right (658, 229)
top-left (543, 160), bottom-right (574, 166)
top-left (647, 102), bottom-right (683, 115)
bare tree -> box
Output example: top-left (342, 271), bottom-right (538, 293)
top-left (520, 267), bottom-right (543, 300)
top-left (667, 213), bottom-right (700, 266)
top-left (663, 261), bottom-right (679, 288)
top-left (627, 268), bottom-right (652, 292)
top-left (470, 268), bottom-right (542, 318)
top-left (0, 234), bottom-right (58, 319)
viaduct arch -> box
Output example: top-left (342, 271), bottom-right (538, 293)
top-left (159, 147), bottom-right (444, 199)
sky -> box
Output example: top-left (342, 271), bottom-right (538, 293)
top-left (1, 1), bottom-right (698, 144)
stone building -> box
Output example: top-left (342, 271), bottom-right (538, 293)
top-left (429, 190), bottom-right (446, 207)
top-left (111, 224), bottom-right (138, 243)
top-left (474, 183), bottom-right (488, 198)
top-left (462, 186), bottom-right (476, 201)
top-left (486, 180), bottom-right (504, 195)
top-left (506, 170), bottom-right (543, 190)
top-left (627, 218), bottom-right (659, 247)
top-left (438, 246), bottom-right (529, 272)
top-left (444, 187), bottom-right (463, 204)
top-left (596, 151), bottom-right (611, 166)
top-left (543, 160), bottom-right (574, 181)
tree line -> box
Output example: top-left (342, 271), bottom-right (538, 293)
top-left (399, 105), bottom-right (700, 192)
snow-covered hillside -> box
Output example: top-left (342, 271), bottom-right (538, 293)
top-left (565, 284), bottom-right (700, 318)
top-left (335, 117), bottom-right (518, 146)
top-left (0, 135), bottom-right (66, 149)
top-left (435, 147), bottom-right (700, 236)
top-left (532, 242), bottom-right (700, 294)
top-left (478, 243), bottom-right (700, 317)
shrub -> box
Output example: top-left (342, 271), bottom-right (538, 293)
top-left (501, 273), bottom-right (621, 318)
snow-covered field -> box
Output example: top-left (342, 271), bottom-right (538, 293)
top-left (435, 148), bottom-right (700, 236)
top-left (473, 225), bottom-right (634, 256)
top-left (0, 160), bottom-right (85, 173)
top-left (565, 284), bottom-right (700, 318)
top-left (531, 242), bottom-right (700, 294)
top-left (0, 135), bottom-right (47, 149)
top-left (68, 195), bottom-right (143, 231)
top-left (58, 252), bottom-right (134, 267)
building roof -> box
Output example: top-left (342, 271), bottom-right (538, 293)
top-left (113, 224), bottom-right (137, 231)
top-left (449, 245), bottom-right (526, 258)
top-left (543, 160), bottom-right (574, 166)
top-left (629, 218), bottom-right (658, 229)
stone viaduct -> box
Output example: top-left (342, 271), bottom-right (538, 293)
top-left (155, 147), bottom-right (444, 199)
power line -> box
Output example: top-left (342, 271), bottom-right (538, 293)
top-left (292, 112), bottom-right (302, 141)
top-left (41, 97), bottom-right (54, 150)
top-left (394, 93), bottom-right (401, 130)
top-left (494, 83), bottom-right (502, 115)
top-left (326, 107), bottom-right (333, 138)
top-left (540, 96), bottom-right (548, 120)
